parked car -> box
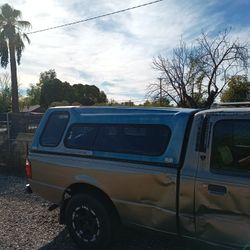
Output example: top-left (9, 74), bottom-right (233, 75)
top-left (26, 105), bottom-right (250, 249)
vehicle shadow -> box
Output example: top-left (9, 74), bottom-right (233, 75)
top-left (38, 226), bottom-right (189, 250)
top-left (38, 227), bottom-right (79, 250)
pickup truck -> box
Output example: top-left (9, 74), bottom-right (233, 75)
top-left (26, 105), bottom-right (250, 249)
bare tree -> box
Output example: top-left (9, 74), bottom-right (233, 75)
top-left (149, 29), bottom-right (249, 108)
top-left (0, 72), bottom-right (10, 87)
top-left (0, 73), bottom-right (11, 112)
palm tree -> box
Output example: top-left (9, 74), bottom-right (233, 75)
top-left (0, 3), bottom-right (31, 112)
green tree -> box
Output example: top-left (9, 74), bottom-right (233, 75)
top-left (39, 69), bottom-right (108, 108)
top-left (39, 69), bottom-right (76, 108)
top-left (143, 98), bottom-right (170, 107)
top-left (98, 90), bottom-right (108, 104)
top-left (50, 100), bottom-right (70, 107)
top-left (26, 69), bottom-right (57, 107)
top-left (26, 84), bottom-right (41, 105)
top-left (19, 96), bottom-right (31, 111)
top-left (39, 69), bottom-right (56, 85)
top-left (221, 76), bottom-right (250, 102)
top-left (72, 84), bottom-right (107, 105)
top-left (0, 3), bottom-right (31, 112)
top-left (121, 100), bottom-right (135, 106)
top-left (40, 78), bottom-right (73, 108)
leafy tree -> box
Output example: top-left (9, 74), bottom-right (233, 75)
top-left (25, 69), bottom-right (57, 108)
top-left (40, 78), bottom-right (73, 108)
top-left (71, 101), bottom-right (81, 106)
top-left (143, 98), bottom-right (170, 107)
top-left (106, 99), bottom-right (120, 106)
top-left (26, 84), bottom-right (41, 105)
top-left (121, 100), bottom-right (135, 106)
top-left (19, 96), bottom-right (31, 111)
top-left (72, 84), bottom-right (107, 105)
top-left (150, 29), bottom-right (249, 108)
top-left (98, 90), bottom-right (108, 104)
top-left (0, 3), bottom-right (31, 112)
top-left (50, 100), bottom-right (70, 107)
top-left (39, 69), bottom-right (56, 85)
top-left (221, 75), bottom-right (250, 102)
top-left (0, 73), bottom-right (11, 112)
top-left (39, 70), bottom-right (107, 108)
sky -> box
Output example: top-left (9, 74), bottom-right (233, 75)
top-left (1, 0), bottom-right (250, 103)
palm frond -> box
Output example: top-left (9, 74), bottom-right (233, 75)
top-left (1, 4), bottom-right (13, 19)
top-left (15, 33), bottom-right (25, 65)
top-left (17, 20), bottom-right (31, 30)
top-left (0, 3), bottom-right (31, 67)
top-left (0, 15), bottom-right (5, 24)
top-left (0, 38), bottom-right (8, 68)
top-left (13, 9), bottom-right (22, 19)
top-left (22, 33), bottom-right (30, 44)
top-left (0, 30), bottom-right (5, 40)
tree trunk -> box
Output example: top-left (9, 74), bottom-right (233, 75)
top-left (9, 40), bottom-right (19, 113)
top-left (205, 90), bottom-right (217, 108)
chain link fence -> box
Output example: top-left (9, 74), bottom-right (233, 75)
top-left (0, 112), bottom-right (43, 174)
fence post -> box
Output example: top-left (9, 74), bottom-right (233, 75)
top-left (6, 112), bottom-right (11, 155)
top-left (6, 112), bottom-right (10, 140)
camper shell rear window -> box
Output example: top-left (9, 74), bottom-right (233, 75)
top-left (64, 123), bottom-right (171, 156)
top-left (40, 111), bottom-right (69, 147)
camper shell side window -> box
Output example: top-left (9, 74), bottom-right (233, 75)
top-left (64, 123), bottom-right (171, 156)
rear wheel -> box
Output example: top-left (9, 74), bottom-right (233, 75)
top-left (65, 194), bottom-right (114, 250)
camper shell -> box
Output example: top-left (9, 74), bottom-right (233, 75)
top-left (31, 106), bottom-right (197, 167)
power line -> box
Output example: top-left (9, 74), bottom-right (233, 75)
top-left (27, 0), bottom-right (164, 35)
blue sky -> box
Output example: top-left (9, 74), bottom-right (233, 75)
top-left (1, 0), bottom-right (250, 103)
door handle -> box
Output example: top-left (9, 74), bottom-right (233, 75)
top-left (208, 184), bottom-right (227, 195)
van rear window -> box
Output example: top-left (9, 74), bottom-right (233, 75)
top-left (65, 124), bottom-right (171, 156)
top-left (40, 112), bottom-right (69, 147)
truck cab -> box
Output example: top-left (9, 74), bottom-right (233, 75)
top-left (180, 108), bottom-right (250, 248)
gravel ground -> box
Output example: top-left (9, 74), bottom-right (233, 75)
top-left (0, 175), bottom-right (192, 250)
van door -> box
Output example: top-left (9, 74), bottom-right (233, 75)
top-left (195, 115), bottom-right (250, 248)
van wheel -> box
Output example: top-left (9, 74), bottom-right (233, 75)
top-left (65, 194), bottom-right (113, 250)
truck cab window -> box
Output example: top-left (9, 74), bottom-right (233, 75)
top-left (211, 120), bottom-right (250, 174)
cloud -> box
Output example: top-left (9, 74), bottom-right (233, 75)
top-left (1, 0), bottom-right (249, 102)
top-left (100, 81), bottom-right (115, 88)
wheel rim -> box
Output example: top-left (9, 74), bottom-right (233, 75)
top-left (72, 205), bottom-right (100, 242)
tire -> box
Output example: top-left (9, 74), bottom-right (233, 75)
top-left (65, 193), bottom-right (114, 250)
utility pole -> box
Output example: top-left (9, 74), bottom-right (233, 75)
top-left (158, 77), bottom-right (163, 106)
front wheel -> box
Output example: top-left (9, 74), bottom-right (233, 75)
top-left (65, 194), bottom-right (113, 250)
